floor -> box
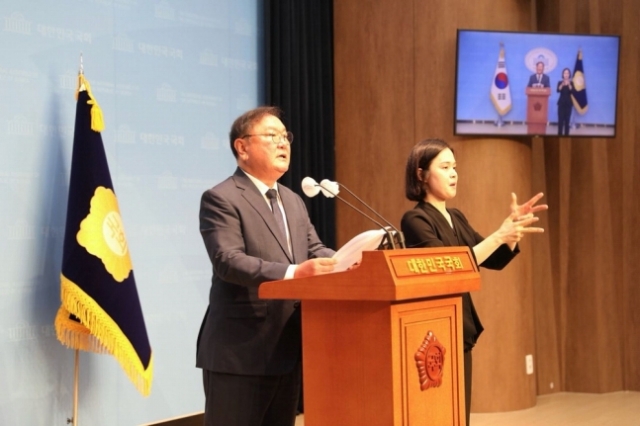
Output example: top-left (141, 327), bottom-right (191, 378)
top-left (295, 391), bottom-right (640, 426)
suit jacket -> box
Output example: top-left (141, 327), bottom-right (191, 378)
top-left (401, 202), bottom-right (519, 350)
top-left (527, 73), bottom-right (550, 88)
top-left (196, 168), bottom-right (334, 375)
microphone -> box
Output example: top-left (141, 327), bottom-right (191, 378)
top-left (301, 176), bottom-right (321, 198)
top-left (301, 177), bottom-right (405, 249)
top-left (320, 179), bottom-right (406, 249)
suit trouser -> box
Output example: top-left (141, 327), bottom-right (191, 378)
top-left (558, 105), bottom-right (572, 135)
top-left (202, 362), bottom-right (301, 426)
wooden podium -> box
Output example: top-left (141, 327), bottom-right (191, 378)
top-left (259, 247), bottom-right (481, 426)
top-left (525, 87), bottom-right (551, 134)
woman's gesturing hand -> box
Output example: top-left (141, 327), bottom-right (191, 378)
top-left (510, 192), bottom-right (548, 219)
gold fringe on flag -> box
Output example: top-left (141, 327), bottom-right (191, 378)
top-left (74, 74), bottom-right (105, 132)
top-left (55, 273), bottom-right (154, 396)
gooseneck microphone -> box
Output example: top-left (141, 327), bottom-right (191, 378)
top-left (301, 177), bottom-right (405, 249)
top-left (323, 180), bottom-right (406, 250)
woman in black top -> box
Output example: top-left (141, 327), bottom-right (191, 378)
top-left (400, 138), bottom-right (547, 425)
top-left (557, 68), bottom-right (574, 136)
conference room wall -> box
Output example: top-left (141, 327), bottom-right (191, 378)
top-left (334, 0), bottom-right (640, 413)
top-left (534, 0), bottom-right (640, 394)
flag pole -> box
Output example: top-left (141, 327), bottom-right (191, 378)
top-left (68, 53), bottom-right (83, 426)
top-left (66, 349), bottom-right (79, 425)
top-left (73, 349), bottom-right (79, 426)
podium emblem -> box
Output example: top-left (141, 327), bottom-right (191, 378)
top-left (414, 331), bottom-right (446, 391)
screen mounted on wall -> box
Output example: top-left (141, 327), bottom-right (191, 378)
top-left (454, 29), bottom-right (621, 138)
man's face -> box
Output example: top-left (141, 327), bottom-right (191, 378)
top-left (536, 63), bottom-right (544, 74)
top-left (235, 114), bottom-right (291, 185)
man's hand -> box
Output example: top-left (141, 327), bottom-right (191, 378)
top-left (294, 258), bottom-right (337, 279)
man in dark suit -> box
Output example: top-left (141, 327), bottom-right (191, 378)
top-left (197, 106), bottom-right (336, 426)
top-left (527, 61), bottom-right (551, 88)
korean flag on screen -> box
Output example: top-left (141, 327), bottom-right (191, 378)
top-left (490, 44), bottom-right (512, 116)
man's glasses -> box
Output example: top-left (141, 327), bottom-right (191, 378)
top-left (241, 131), bottom-right (294, 145)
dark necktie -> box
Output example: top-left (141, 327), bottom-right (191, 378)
top-left (266, 189), bottom-right (287, 241)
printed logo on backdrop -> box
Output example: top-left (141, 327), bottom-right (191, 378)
top-left (112, 174), bottom-right (141, 189)
top-left (181, 177), bottom-right (208, 189)
top-left (7, 115), bottom-right (34, 136)
top-left (179, 10), bottom-right (223, 29)
top-left (5, 219), bottom-right (62, 241)
top-left (525, 48), bottom-right (558, 73)
top-left (2, 323), bottom-right (56, 343)
top-left (138, 42), bottom-right (183, 59)
top-left (0, 67), bottom-right (39, 84)
top-left (84, 0), bottom-right (136, 10)
top-left (59, 70), bottom-right (137, 96)
top-left (220, 57), bottom-right (257, 71)
top-left (157, 83), bottom-right (177, 102)
top-left (156, 84), bottom-right (221, 106)
top-left (200, 132), bottom-right (221, 150)
top-left (3, 12), bottom-right (31, 35)
top-left (140, 132), bottom-right (184, 146)
top-left (155, 1), bottom-right (176, 20)
top-left (116, 124), bottom-right (137, 144)
top-left (6, 115), bottom-right (72, 138)
top-left (36, 24), bottom-right (91, 43)
top-left (7, 219), bottom-right (37, 240)
top-left (0, 171), bottom-right (38, 191)
top-left (130, 223), bottom-right (185, 239)
top-left (112, 33), bottom-right (135, 52)
top-left (59, 71), bottom-right (78, 91)
top-left (181, 92), bottom-right (222, 107)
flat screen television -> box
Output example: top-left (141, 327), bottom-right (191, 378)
top-left (454, 29), bottom-right (621, 137)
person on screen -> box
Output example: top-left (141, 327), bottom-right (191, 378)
top-left (196, 106), bottom-right (336, 426)
top-left (557, 68), bottom-right (574, 136)
top-left (400, 138), bottom-right (547, 426)
top-left (527, 61), bottom-right (551, 88)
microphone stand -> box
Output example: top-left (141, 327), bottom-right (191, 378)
top-left (317, 183), bottom-right (399, 250)
top-left (329, 182), bottom-right (406, 249)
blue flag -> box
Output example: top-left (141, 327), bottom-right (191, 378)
top-left (571, 49), bottom-right (588, 114)
top-left (55, 74), bottom-right (153, 396)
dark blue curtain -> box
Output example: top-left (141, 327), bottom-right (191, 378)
top-left (264, 0), bottom-right (336, 249)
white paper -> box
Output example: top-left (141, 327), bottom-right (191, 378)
top-left (331, 228), bottom-right (393, 272)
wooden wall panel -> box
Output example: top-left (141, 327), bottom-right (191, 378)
top-left (447, 139), bottom-right (537, 412)
top-left (535, 0), bottom-right (640, 393)
top-left (530, 140), bottom-right (561, 396)
top-left (333, 0), bottom-right (416, 246)
top-left (620, 0), bottom-right (640, 391)
top-left (334, 0), bottom-right (640, 415)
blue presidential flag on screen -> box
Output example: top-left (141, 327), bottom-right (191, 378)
top-left (54, 74), bottom-right (153, 396)
top-left (571, 49), bottom-right (588, 114)
top-left (490, 44), bottom-right (512, 116)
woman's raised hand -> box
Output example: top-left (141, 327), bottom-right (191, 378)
top-left (510, 192), bottom-right (548, 219)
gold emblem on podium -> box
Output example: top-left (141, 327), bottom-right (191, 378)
top-left (414, 331), bottom-right (446, 391)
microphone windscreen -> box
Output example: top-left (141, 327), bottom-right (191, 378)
top-left (301, 177), bottom-right (320, 197)
top-left (319, 179), bottom-right (339, 198)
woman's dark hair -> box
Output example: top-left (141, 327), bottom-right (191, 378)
top-left (562, 67), bottom-right (572, 78)
top-left (404, 138), bottom-right (453, 202)
top-left (229, 106), bottom-right (282, 158)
